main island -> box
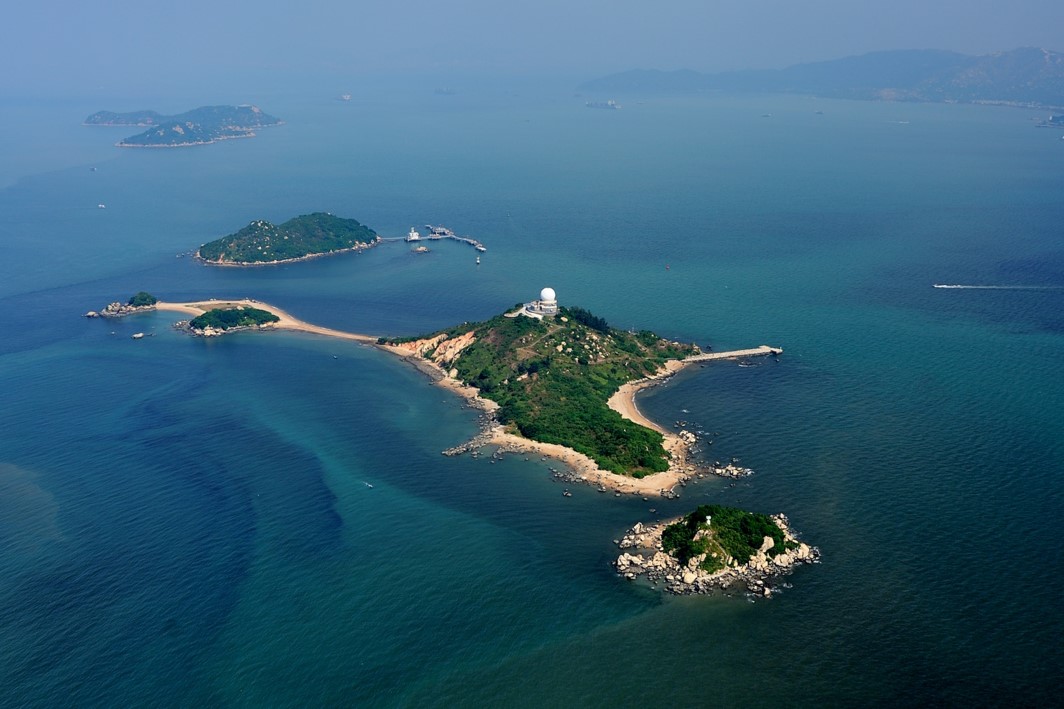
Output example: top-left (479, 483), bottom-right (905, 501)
top-left (91, 287), bottom-right (815, 597)
top-left (196, 213), bottom-right (381, 265)
top-left (84, 105), bottom-right (283, 147)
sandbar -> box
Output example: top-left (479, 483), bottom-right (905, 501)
top-left (155, 299), bottom-right (376, 343)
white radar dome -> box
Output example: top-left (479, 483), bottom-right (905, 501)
top-left (540, 287), bottom-right (557, 302)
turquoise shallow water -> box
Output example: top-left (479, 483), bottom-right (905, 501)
top-left (1, 81), bottom-right (1062, 706)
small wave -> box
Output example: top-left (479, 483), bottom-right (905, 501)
top-left (932, 284), bottom-right (1064, 291)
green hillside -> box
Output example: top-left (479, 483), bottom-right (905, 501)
top-left (197, 212), bottom-right (379, 264)
top-left (384, 307), bottom-right (698, 477)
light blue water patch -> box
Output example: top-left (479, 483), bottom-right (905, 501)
top-left (1, 85), bottom-right (1063, 705)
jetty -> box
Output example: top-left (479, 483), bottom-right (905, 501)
top-left (382, 224), bottom-right (487, 252)
top-left (424, 225), bottom-right (487, 252)
top-left (684, 345), bottom-right (782, 363)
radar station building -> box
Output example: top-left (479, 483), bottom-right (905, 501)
top-left (522, 287), bottom-right (559, 319)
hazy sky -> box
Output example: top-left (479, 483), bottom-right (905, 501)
top-left (5, 0), bottom-right (1063, 91)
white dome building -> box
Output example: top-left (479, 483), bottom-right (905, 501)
top-left (539, 287), bottom-right (557, 312)
top-left (521, 286), bottom-right (559, 318)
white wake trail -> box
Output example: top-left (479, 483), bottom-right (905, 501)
top-left (932, 284), bottom-right (1064, 291)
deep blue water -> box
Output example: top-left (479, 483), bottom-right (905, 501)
top-left (1, 80), bottom-right (1062, 706)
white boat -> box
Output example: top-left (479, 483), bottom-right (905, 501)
top-left (97, 204), bottom-right (106, 209)
top-left (406, 227), bottom-right (420, 242)
top-left (476, 256), bottom-right (481, 265)
top-left (131, 332), bottom-right (144, 339)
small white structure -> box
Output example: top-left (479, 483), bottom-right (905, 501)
top-left (406, 227), bottom-right (420, 242)
top-left (522, 287), bottom-right (559, 318)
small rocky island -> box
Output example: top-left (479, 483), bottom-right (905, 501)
top-left (197, 213), bottom-right (380, 265)
top-left (615, 505), bottom-right (818, 597)
top-left (84, 105), bottom-right (282, 147)
top-left (86, 291), bottom-right (158, 318)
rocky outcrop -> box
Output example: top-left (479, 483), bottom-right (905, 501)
top-left (98, 302), bottom-right (155, 318)
top-left (391, 330), bottom-right (476, 365)
top-left (614, 514), bottom-right (819, 598)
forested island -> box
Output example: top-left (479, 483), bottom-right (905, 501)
top-left (185, 306), bottom-right (279, 335)
top-left (84, 105), bottom-right (282, 147)
top-left (381, 306), bottom-right (699, 477)
top-left (197, 213), bottom-right (380, 265)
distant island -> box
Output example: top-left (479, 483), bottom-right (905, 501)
top-left (580, 47), bottom-right (1064, 109)
top-left (84, 105), bottom-right (282, 147)
top-left (196, 213), bottom-right (380, 265)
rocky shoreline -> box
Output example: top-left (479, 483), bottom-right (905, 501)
top-left (171, 319), bottom-right (278, 337)
top-left (195, 239), bottom-right (380, 267)
top-left (85, 302), bottom-right (156, 318)
top-left (614, 515), bottom-right (820, 598)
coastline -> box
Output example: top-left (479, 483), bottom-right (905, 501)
top-left (116, 133), bottom-right (255, 148)
top-left (118, 297), bottom-right (777, 496)
top-left (194, 240), bottom-right (379, 267)
top-left (110, 121), bottom-right (284, 149)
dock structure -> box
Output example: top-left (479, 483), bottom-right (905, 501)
top-left (380, 224), bottom-right (487, 252)
top-left (683, 345), bottom-right (782, 363)
top-left (425, 225), bottom-right (487, 252)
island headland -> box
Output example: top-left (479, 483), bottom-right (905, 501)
top-left (91, 289), bottom-right (779, 496)
top-left (84, 105), bottom-right (282, 147)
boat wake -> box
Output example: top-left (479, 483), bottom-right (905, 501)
top-left (932, 284), bottom-right (1064, 291)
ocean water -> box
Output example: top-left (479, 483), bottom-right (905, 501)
top-left (1, 80), bottom-right (1062, 706)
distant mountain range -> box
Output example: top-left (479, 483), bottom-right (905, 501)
top-left (84, 105), bottom-right (283, 147)
top-left (580, 48), bottom-right (1064, 108)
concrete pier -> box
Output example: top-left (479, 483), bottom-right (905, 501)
top-left (684, 345), bottom-right (782, 363)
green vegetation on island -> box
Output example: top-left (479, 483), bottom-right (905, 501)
top-left (382, 307), bottom-right (698, 477)
top-left (84, 105), bottom-right (282, 147)
top-left (197, 212), bottom-right (380, 265)
top-left (127, 291), bottom-right (158, 307)
top-left (188, 307), bottom-right (279, 332)
top-left (661, 505), bottom-right (798, 574)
